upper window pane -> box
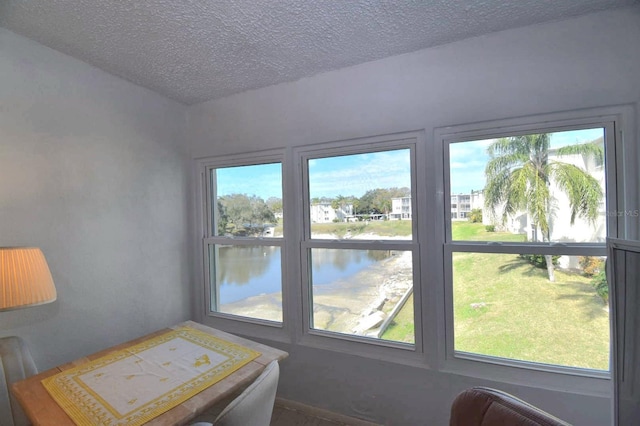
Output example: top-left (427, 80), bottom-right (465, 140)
top-left (449, 129), bottom-right (606, 243)
top-left (212, 163), bottom-right (283, 237)
top-left (307, 150), bottom-right (412, 240)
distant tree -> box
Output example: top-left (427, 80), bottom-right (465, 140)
top-left (358, 187), bottom-right (410, 215)
top-left (220, 194), bottom-right (252, 230)
top-left (248, 196), bottom-right (276, 233)
top-left (310, 196), bottom-right (332, 205)
top-left (266, 197), bottom-right (283, 216)
top-left (331, 194), bottom-right (357, 210)
top-left (218, 194), bottom-right (276, 236)
top-left (216, 200), bottom-right (229, 235)
top-left (331, 195), bottom-right (347, 211)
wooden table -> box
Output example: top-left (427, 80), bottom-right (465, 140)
top-left (12, 321), bottom-right (288, 425)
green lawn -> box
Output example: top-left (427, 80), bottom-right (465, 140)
top-left (451, 221), bottom-right (525, 242)
top-left (382, 222), bottom-right (609, 370)
top-left (379, 294), bottom-right (414, 343)
top-left (310, 220), bottom-right (412, 238)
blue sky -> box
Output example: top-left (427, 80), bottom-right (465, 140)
top-left (215, 150), bottom-right (411, 200)
top-left (215, 128), bottom-right (603, 200)
top-left (449, 128), bottom-right (604, 194)
top-left (308, 150), bottom-right (411, 199)
top-left (216, 163), bottom-right (283, 199)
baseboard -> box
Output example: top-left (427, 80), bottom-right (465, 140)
top-left (275, 397), bottom-right (381, 426)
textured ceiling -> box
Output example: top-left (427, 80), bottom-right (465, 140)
top-left (0, 0), bottom-right (637, 105)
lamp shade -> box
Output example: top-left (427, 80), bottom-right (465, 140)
top-left (0, 247), bottom-right (57, 311)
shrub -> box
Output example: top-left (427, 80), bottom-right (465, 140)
top-left (468, 208), bottom-right (483, 223)
top-left (519, 253), bottom-right (560, 269)
top-left (485, 225), bottom-right (496, 232)
top-left (579, 256), bottom-right (604, 276)
top-left (592, 267), bottom-right (608, 303)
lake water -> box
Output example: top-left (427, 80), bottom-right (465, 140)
top-left (213, 246), bottom-right (391, 304)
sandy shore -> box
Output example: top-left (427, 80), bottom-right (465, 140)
top-left (220, 250), bottom-right (412, 335)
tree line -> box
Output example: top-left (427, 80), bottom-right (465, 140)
top-left (313, 187), bottom-right (410, 216)
top-left (217, 187), bottom-right (410, 236)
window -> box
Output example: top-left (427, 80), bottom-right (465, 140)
top-left (444, 123), bottom-right (616, 374)
top-left (300, 144), bottom-right (418, 346)
top-left (197, 107), bottom-right (632, 391)
top-left (204, 160), bottom-right (284, 323)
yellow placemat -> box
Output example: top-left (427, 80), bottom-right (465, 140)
top-left (42, 326), bottom-right (261, 426)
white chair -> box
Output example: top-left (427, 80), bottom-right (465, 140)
top-left (0, 336), bottom-right (38, 426)
top-left (192, 360), bottom-right (280, 426)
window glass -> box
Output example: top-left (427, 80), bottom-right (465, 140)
top-left (309, 248), bottom-right (414, 344)
top-left (307, 150), bottom-right (412, 240)
top-left (452, 251), bottom-right (609, 370)
top-left (303, 146), bottom-right (416, 346)
top-left (213, 163), bottom-right (283, 238)
top-left (208, 161), bottom-right (283, 323)
top-left (447, 126), bottom-right (612, 373)
top-left (208, 245), bottom-right (282, 322)
top-left (449, 128), bottom-right (606, 243)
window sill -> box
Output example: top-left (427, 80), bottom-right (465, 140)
top-left (200, 313), bottom-right (292, 345)
top-left (442, 354), bottom-right (611, 398)
top-left (298, 331), bottom-right (429, 369)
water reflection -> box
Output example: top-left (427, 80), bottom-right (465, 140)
top-left (216, 245), bottom-right (277, 285)
top-left (209, 246), bottom-right (393, 304)
top-left (310, 249), bottom-right (393, 285)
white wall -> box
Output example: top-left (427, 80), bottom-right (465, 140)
top-left (187, 7), bottom-right (640, 425)
top-left (0, 28), bottom-right (192, 370)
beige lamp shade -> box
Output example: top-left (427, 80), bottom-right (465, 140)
top-left (0, 247), bottom-right (57, 311)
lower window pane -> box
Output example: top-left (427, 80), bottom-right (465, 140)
top-left (309, 248), bottom-right (414, 344)
top-left (452, 252), bottom-right (609, 370)
top-left (209, 245), bottom-right (282, 322)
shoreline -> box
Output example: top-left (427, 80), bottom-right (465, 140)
top-left (220, 249), bottom-right (412, 335)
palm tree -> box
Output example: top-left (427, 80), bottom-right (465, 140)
top-left (484, 133), bottom-right (604, 281)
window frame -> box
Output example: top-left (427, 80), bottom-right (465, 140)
top-left (194, 106), bottom-right (636, 396)
top-left (293, 131), bottom-right (429, 365)
top-left (195, 150), bottom-right (291, 343)
top-left (434, 106), bottom-right (634, 395)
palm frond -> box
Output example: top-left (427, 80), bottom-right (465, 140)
top-left (555, 141), bottom-right (604, 165)
top-left (502, 167), bottom-right (527, 219)
top-left (487, 137), bottom-right (529, 158)
top-left (485, 152), bottom-right (526, 177)
top-left (550, 162), bottom-right (603, 224)
top-left (520, 162), bottom-right (550, 238)
top-left (484, 168), bottom-right (512, 221)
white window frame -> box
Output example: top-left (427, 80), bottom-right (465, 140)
top-left (193, 106), bottom-right (636, 396)
top-left (194, 150), bottom-right (291, 343)
top-left (433, 105), bottom-right (635, 396)
top-left (293, 131), bottom-right (429, 365)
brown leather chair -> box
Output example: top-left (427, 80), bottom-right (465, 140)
top-left (450, 387), bottom-right (572, 426)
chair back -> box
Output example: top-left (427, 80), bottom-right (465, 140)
top-left (0, 336), bottom-right (38, 426)
top-left (450, 387), bottom-right (571, 426)
top-left (212, 360), bottom-right (280, 426)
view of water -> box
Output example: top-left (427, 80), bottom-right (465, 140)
top-left (211, 246), bottom-right (390, 304)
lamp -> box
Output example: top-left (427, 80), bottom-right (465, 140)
top-left (1, 247), bottom-right (55, 424)
top-left (0, 247), bottom-right (57, 311)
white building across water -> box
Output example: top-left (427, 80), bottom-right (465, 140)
top-left (309, 202), bottom-right (354, 223)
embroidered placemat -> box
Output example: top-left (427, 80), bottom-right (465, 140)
top-left (42, 326), bottom-right (261, 426)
